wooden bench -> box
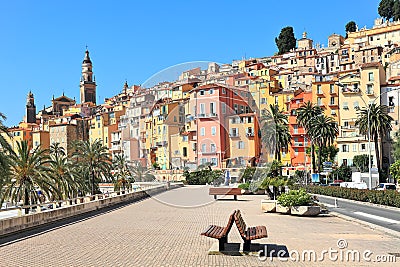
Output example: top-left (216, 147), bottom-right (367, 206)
top-left (234, 210), bottom-right (268, 251)
top-left (201, 210), bottom-right (236, 251)
top-left (209, 187), bottom-right (242, 200)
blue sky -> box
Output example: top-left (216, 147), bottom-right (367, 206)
top-left (0, 0), bottom-right (380, 126)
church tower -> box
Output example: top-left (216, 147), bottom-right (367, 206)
top-left (26, 91), bottom-right (36, 123)
top-left (80, 49), bottom-right (97, 104)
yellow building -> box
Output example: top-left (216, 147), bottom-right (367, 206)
top-left (337, 62), bottom-right (385, 167)
top-left (311, 75), bottom-right (340, 122)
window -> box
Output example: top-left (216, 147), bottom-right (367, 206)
top-left (222, 88), bottom-right (226, 94)
top-left (209, 89), bottom-right (214, 95)
top-left (182, 136), bottom-right (188, 142)
top-left (200, 127), bottom-right (205, 136)
top-left (230, 128), bottom-right (239, 137)
top-left (353, 101), bottom-right (359, 109)
top-left (368, 72), bottom-right (374, 82)
top-left (201, 144), bottom-right (207, 153)
top-left (199, 103), bottom-right (205, 115)
top-left (344, 121), bottom-right (349, 127)
top-left (222, 103), bottom-right (226, 114)
top-left (211, 126), bottom-right (216, 136)
top-left (361, 144), bottom-right (366, 151)
top-left (211, 158), bottom-right (218, 166)
top-left (183, 147), bottom-right (188, 157)
top-left (343, 102), bottom-right (349, 109)
top-left (294, 148), bottom-right (299, 156)
top-left (317, 97), bottom-right (322, 106)
top-left (234, 104), bottom-right (238, 114)
top-left (342, 145), bottom-right (349, 152)
top-left (352, 144), bottom-right (357, 152)
top-left (330, 97), bottom-right (335, 105)
top-left (238, 141), bottom-right (245, 149)
top-left (293, 125), bottom-right (298, 134)
top-left (210, 102), bottom-right (216, 114)
top-left (317, 85), bottom-right (322, 94)
top-left (342, 159), bottom-right (348, 166)
top-left (330, 84), bottom-right (335, 93)
top-left (367, 84), bottom-right (373, 94)
top-left (261, 98), bottom-right (267, 104)
top-left (200, 90), bottom-right (205, 96)
top-left (211, 143), bottom-right (216, 152)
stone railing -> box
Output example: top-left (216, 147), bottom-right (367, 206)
top-left (0, 182), bottom-right (183, 237)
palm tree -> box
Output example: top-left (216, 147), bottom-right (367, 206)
top-left (130, 161), bottom-right (156, 182)
top-left (296, 101), bottom-right (323, 172)
top-left (0, 112), bottom-right (11, 181)
top-left (308, 115), bottom-right (338, 173)
top-left (262, 104), bottom-right (291, 161)
top-left (72, 140), bottom-right (112, 195)
top-left (112, 154), bottom-right (132, 192)
top-left (355, 104), bottom-right (393, 178)
top-left (48, 143), bottom-right (81, 201)
top-left (1, 141), bottom-right (57, 214)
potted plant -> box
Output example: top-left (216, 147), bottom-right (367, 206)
top-left (277, 189), bottom-right (320, 216)
top-left (238, 182), bottom-right (251, 194)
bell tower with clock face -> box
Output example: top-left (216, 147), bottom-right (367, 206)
top-left (328, 34), bottom-right (344, 48)
top-left (80, 49), bottom-right (97, 104)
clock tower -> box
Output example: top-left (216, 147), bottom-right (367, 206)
top-left (80, 49), bottom-right (97, 104)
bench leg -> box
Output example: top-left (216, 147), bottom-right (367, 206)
top-left (214, 195), bottom-right (217, 200)
top-left (234, 195), bottom-right (237, 201)
top-left (218, 237), bottom-right (227, 251)
top-left (243, 240), bottom-right (251, 252)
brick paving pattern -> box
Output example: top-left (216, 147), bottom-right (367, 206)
top-left (0, 186), bottom-right (399, 266)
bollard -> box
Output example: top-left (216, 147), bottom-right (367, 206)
top-left (334, 198), bottom-right (338, 208)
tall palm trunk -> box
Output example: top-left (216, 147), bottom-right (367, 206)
top-left (24, 186), bottom-right (29, 214)
top-left (373, 132), bottom-right (382, 182)
top-left (311, 144), bottom-right (316, 173)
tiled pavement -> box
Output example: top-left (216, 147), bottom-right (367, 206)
top-left (0, 185), bottom-right (399, 266)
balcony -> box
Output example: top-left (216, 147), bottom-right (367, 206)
top-left (156, 141), bottom-right (168, 147)
top-left (207, 113), bottom-right (218, 118)
top-left (365, 89), bottom-right (374, 96)
top-left (328, 102), bottom-right (339, 108)
top-left (329, 89), bottom-right (338, 96)
top-left (316, 90), bottom-right (324, 96)
top-left (197, 113), bottom-right (206, 118)
top-left (342, 87), bottom-right (360, 94)
top-left (201, 150), bottom-right (217, 155)
top-left (229, 133), bottom-right (240, 138)
top-left (341, 125), bottom-right (356, 131)
top-left (246, 132), bottom-right (255, 138)
top-left (292, 142), bottom-right (304, 147)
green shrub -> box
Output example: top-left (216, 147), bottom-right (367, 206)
top-left (299, 185), bottom-right (400, 208)
top-left (238, 182), bottom-right (250, 190)
top-left (277, 189), bottom-right (312, 207)
top-left (183, 169), bottom-right (223, 185)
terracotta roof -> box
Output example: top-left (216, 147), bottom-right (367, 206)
top-left (360, 62), bottom-right (381, 68)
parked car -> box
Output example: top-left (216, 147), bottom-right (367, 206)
top-left (375, 183), bottom-right (397, 191)
top-left (329, 183), bottom-right (340, 187)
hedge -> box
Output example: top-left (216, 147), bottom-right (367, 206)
top-left (292, 185), bottom-right (400, 208)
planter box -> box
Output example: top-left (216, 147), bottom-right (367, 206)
top-left (290, 206), bottom-right (321, 216)
top-left (241, 189), bottom-right (251, 195)
top-left (254, 189), bottom-right (265, 195)
top-left (261, 200), bottom-right (277, 213)
top-left (276, 204), bottom-right (291, 214)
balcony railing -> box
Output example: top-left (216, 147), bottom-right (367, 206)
top-left (342, 87), bottom-right (360, 93)
top-left (229, 133), bottom-right (240, 138)
top-left (246, 132), bottom-right (255, 137)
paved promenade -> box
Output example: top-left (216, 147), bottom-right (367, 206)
top-left (0, 186), bottom-right (399, 266)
